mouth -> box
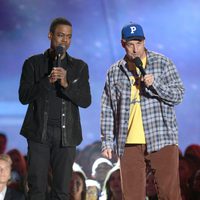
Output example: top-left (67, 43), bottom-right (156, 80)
top-left (130, 54), bottom-right (139, 58)
top-left (57, 44), bottom-right (67, 50)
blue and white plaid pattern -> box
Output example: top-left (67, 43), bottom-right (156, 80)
top-left (101, 50), bottom-right (185, 156)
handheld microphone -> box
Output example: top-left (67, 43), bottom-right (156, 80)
top-left (133, 57), bottom-right (146, 76)
top-left (133, 57), bottom-right (154, 90)
top-left (55, 45), bottom-right (64, 67)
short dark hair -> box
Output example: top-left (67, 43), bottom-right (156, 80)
top-left (49, 17), bottom-right (72, 33)
top-left (0, 133), bottom-right (7, 143)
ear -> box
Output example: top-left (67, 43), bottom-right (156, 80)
top-left (121, 40), bottom-right (126, 48)
top-left (48, 32), bottom-right (53, 40)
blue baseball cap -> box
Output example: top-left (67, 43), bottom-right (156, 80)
top-left (121, 23), bottom-right (145, 41)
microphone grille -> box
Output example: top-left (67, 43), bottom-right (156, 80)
top-left (55, 45), bottom-right (64, 56)
top-left (133, 57), bottom-right (142, 68)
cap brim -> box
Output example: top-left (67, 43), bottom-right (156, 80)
top-left (124, 36), bottom-right (145, 41)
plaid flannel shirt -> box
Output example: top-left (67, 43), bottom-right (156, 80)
top-left (101, 50), bottom-right (185, 156)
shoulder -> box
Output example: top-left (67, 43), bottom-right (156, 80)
top-left (68, 55), bottom-right (88, 67)
top-left (107, 59), bottom-right (124, 74)
top-left (24, 53), bottom-right (45, 67)
top-left (147, 50), bottom-right (173, 65)
top-left (27, 52), bottom-right (45, 61)
top-left (5, 188), bottom-right (25, 200)
top-left (25, 49), bottom-right (50, 63)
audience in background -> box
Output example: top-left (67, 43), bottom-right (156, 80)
top-left (179, 144), bottom-right (200, 200)
top-left (0, 153), bottom-right (25, 200)
top-left (0, 133), bottom-right (7, 154)
top-left (91, 158), bottom-right (113, 190)
top-left (145, 169), bottom-right (158, 200)
top-left (69, 163), bottom-right (87, 200)
top-left (179, 156), bottom-right (192, 200)
top-left (76, 141), bottom-right (117, 179)
top-left (190, 169), bottom-right (200, 200)
top-left (7, 149), bottom-right (27, 195)
top-left (76, 141), bottom-right (102, 178)
top-left (0, 133), bottom-right (199, 199)
top-left (86, 179), bottom-right (101, 200)
top-left (100, 162), bottom-right (122, 200)
top-left (184, 144), bottom-right (200, 176)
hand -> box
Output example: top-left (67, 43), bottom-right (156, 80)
top-left (102, 148), bottom-right (112, 159)
top-left (142, 74), bottom-right (154, 88)
top-left (49, 67), bottom-right (68, 88)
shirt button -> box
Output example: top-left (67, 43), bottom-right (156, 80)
top-left (62, 125), bottom-right (65, 128)
top-left (62, 114), bottom-right (65, 116)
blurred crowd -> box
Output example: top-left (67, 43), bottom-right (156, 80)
top-left (0, 132), bottom-right (199, 200)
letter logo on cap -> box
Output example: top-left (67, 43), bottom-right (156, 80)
top-left (130, 26), bottom-right (136, 34)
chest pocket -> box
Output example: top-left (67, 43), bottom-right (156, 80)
top-left (110, 78), bottom-right (130, 112)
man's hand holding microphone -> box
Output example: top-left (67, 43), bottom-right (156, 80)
top-left (49, 45), bottom-right (68, 88)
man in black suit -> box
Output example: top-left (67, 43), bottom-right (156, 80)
top-left (19, 17), bottom-right (91, 200)
top-left (0, 154), bottom-right (25, 200)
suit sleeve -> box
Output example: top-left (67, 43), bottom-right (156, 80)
top-left (60, 63), bottom-right (91, 108)
top-left (18, 58), bottom-right (51, 105)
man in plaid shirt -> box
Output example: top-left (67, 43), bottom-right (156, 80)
top-left (101, 23), bottom-right (184, 200)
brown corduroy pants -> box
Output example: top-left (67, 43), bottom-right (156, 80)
top-left (119, 144), bottom-right (182, 200)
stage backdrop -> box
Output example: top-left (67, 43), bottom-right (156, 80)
top-left (0, 0), bottom-right (199, 154)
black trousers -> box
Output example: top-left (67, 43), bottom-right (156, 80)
top-left (27, 125), bottom-right (76, 200)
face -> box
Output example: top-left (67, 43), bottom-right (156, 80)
top-left (121, 39), bottom-right (145, 61)
top-left (0, 160), bottom-right (11, 184)
top-left (108, 170), bottom-right (122, 195)
top-left (86, 186), bottom-right (98, 200)
top-left (69, 172), bottom-right (84, 196)
top-left (48, 24), bottom-right (72, 52)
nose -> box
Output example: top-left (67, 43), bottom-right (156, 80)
top-left (61, 35), bottom-right (70, 43)
top-left (62, 36), bottom-right (67, 42)
top-left (132, 44), bottom-right (138, 53)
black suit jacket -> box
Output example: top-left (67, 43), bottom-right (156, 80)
top-left (4, 188), bottom-right (25, 200)
top-left (19, 50), bottom-right (91, 146)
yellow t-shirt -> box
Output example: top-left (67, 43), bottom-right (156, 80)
top-left (126, 57), bottom-right (146, 144)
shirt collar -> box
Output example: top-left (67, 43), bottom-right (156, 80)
top-left (0, 186), bottom-right (7, 200)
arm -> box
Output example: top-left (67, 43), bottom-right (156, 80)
top-left (101, 75), bottom-right (115, 159)
top-left (148, 60), bottom-right (185, 106)
top-left (60, 63), bottom-right (91, 108)
top-left (18, 58), bottom-right (51, 105)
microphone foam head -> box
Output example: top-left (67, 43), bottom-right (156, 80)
top-left (133, 57), bottom-right (142, 68)
top-left (55, 45), bottom-right (64, 56)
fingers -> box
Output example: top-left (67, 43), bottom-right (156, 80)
top-left (49, 67), bottom-right (68, 87)
top-left (143, 74), bottom-right (154, 87)
top-left (50, 67), bottom-right (67, 80)
top-left (48, 72), bottom-right (57, 83)
top-left (102, 149), bottom-right (112, 159)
